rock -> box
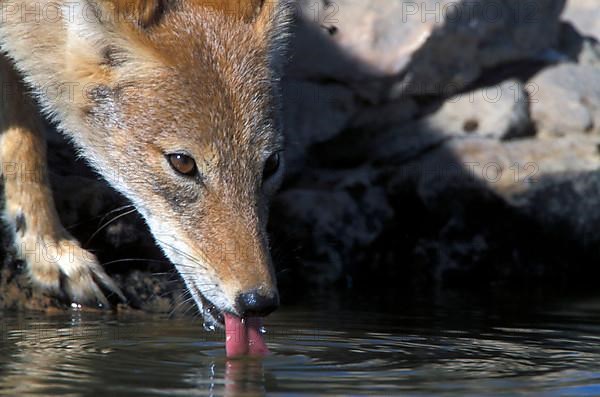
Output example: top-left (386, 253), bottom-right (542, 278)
top-left (376, 134), bottom-right (600, 285)
top-left (395, 0), bottom-right (566, 97)
top-left (577, 37), bottom-right (600, 67)
top-left (511, 171), bottom-right (600, 249)
top-left (270, 168), bottom-right (394, 285)
top-left (310, 117), bottom-right (447, 169)
top-left (529, 63), bottom-right (600, 136)
top-left (349, 97), bottom-right (420, 132)
top-left (292, 0), bottom-right (432, 77)
top-left (311, 80), bottom-right (532, 168)
top-left (289, 0), bottom-right (566, 99)
top-left (280, 0), bottom-right (566, 200)
top-left (426, 79), bottom-right (531, 140)
top-left (557, 22), bottom-right (600, 67)
top-left (281, 79), bottom-right (357, 175)
top-left (563, 0), bottom-right (600, 40)
top-left (392, 136), bottom-right (600, 201)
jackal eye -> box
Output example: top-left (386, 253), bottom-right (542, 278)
top-left (263, 152), bottom-right (281, 180)
top-left (167, 153), bottom-right (197, 176)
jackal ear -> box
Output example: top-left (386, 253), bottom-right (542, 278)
top-left (64, 0), bottom-right (161, 79)
top-left (253, 0), bottom-right (292, 34)
top-left (208, 0), bottom-right (266, 22)
top-left (253, 0), bottom-right (293, 66)
top-left (101, 0), bottom-right (168, 29)
top-left (212, 1), bottom-right (290, 32)
top-left (242, 0), bottom-right (290, 64)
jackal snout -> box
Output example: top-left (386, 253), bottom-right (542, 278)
top-left (188, 189), bottom-right (280, 317)
top-left (138, 134), bottom-right (283, 319)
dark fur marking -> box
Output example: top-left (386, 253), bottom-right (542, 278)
top-left (84, 84), bottom-right (126, 129)
top-left (100, 46), bottom-right (126, 68)
top-left (87, 84), bottom-right (114, 103)
top-left (150, 176), bottom-right (201, 215)
top-left (86, 83), bottom-right (126, 106)
top-left (140, 0), bottom-right (167, 28)
top-left (15, 212), bottom-right (26, 236)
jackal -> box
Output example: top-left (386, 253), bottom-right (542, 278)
top-left (0, 0), bottom-right (290, 355)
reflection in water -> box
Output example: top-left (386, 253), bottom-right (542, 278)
top-left (225, 360), bottom-right (266, 396)
top-left (2, 295), bottom-right (600, 395)
top-left (1, 313), bottom-right (97, 395)
top-left (183, 357), bottom-right (267, 396)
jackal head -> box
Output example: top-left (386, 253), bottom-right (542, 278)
top-left (0, 0), bottom-right (292, 324)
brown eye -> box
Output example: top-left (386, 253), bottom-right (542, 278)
top-left (263, 152), bottom-right (281, 180)
top-left (168, 153), bottom-right (197, 176)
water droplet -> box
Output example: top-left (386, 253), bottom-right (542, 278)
top-left (203, 322), bottom-right (216, 332)
top-left (259, 326), bottom-right (267, 335)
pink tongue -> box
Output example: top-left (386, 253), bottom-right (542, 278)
top-left (224, 314), bottom-right (270, 357)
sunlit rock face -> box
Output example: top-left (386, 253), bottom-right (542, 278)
top-left (564, 0), bottom-right (600, 40)
top-left (289, 0), bottom-right (566, 91)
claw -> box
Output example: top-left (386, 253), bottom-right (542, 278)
top-left (91, 265), bottom-right (127, 303)
top-left (65, 273), bottom-right (110, 308)
top-left (24, 235), bottom-right (124, 309)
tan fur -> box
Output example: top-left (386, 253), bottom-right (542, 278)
top-left (0, 0), bottom-right (291, 318)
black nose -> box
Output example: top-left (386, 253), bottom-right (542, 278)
top-left (236, 289), bottom-right (280, 317)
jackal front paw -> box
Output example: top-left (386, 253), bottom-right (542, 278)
top-left (19, 235), bottom-right (125, 308)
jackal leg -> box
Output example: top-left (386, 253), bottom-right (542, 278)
top-left (0, 55), bottom-right (124, 307)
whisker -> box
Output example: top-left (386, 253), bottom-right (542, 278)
top-left (170, 296), bottom-right (197, 318)
top-left (179, 302), bottom-right (200, 318)
top-left (151, 272), bottom-right (179, 277)
top-left (276, 267), bottom-right (291, 276)
top-left (63, 204), bottom-right (135, 231)
top-left (84, 208), bottom-right (138, 247)
top-left (169, 284), bottom-right (213, 318)
top-left (100, 258), bottom-right (169, 267)
top-left (97, 204), bottom-right (135, 226)
top-left (153, 237), bottom-right (210, 271)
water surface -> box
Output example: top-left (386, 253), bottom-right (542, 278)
top-left (2, 293), bottom-right (600, 396)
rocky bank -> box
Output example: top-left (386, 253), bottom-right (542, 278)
top-left (2, 0), bottom-right (600, 312)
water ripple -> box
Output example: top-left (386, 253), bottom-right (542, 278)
top-left (1, 306), bottom-right (600, 395)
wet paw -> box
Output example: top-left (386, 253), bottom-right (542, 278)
top-left (18, 235), bottom-right (125, 308)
